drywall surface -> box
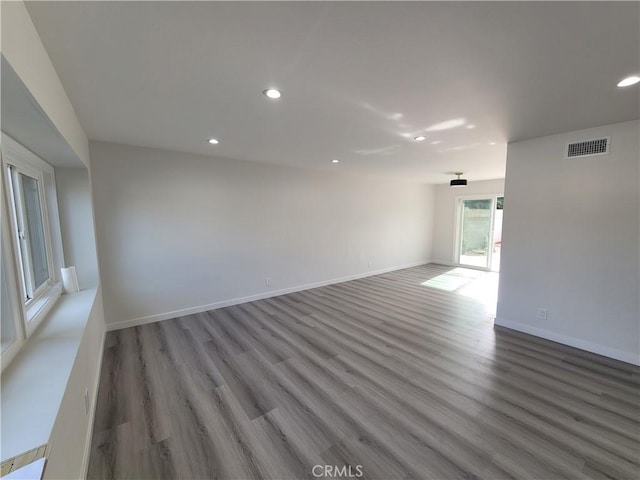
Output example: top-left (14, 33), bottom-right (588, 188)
top-left (90, 142), bottom-right (434, 328)
top-left (496, 120), bottom-right (639, 364)
top-left (0, 1), bottom-right (89, 167)
top-left (431, 179), bottom-right (505, 265)
top-left (55, 168), bottom-right (99, 289)
top-left (44, 289), bottom-right (105, 479)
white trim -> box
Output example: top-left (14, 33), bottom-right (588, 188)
top-left (80, 328), bottom-right (106, 478)
top-left (495, 317), bottom-right (640, 366)
top-left (0, 340), bottom-right (22, 373)
top-left (1, 187), bottom-right (26, 371)
top-left (107, 260), bottom-right (430, 331)
top-left (24, 283), bottom-right (62, 336)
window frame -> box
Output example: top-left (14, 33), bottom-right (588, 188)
top-left (1, 135), bottom-right (62, 363)
top-left (1, 191), bottom-right (25, 367)
top-left (6, 161), bottom-right (55, 303)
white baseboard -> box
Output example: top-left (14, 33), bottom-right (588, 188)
top-left (80, 327), bottom-right (106, 478)
top-left (495, 317), bottom-right (640, 366)
top-left (107, 260), bottom-right (431, 331)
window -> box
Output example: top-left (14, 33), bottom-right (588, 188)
top-left (1, 135), bottom-right (63, 368)
top-left (6, 164), bottom-right (53, 301)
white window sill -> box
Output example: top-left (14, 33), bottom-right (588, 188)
top-left (0, 288), bottom-right (98, 463)
top-left (25, 283), bottom-right (62, 334)
top-left (0, 285), bottom-right (61, 373)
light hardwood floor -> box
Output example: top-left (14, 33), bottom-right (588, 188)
top-left (88, 264), bottom-right (640, 480)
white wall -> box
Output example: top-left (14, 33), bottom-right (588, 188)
top-left (90, 141), bottom-right (434, 328)
top-left (55, 168), bottom-right (99, 289)
top-left (496, 120), bottom-right (639, 365)
top-left (431, 179), bottom-right (505, 265)
top-left (44, 289), bottom-right (105, 480)
top-left (1, 3), bottom-right (106, 476)
top-left (0, 1), bottom-right (89, 167)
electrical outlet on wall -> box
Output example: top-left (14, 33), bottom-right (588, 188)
top-left (265, 277), bottom-right (272, 287)
top-left (537, 308), bottom-right (548, 321)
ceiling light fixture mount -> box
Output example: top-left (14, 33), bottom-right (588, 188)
top-left (331, 159), bottom-right (339, 164)
top-left (414, 135), bottom-right (426, 142)
top-left (450, 172), bottom-right (467, 187)
top-left (617, 75), bottom-right (640, 87)
top-left (208, 138), bottom-right (220, 145)
top-left (263, 88), bottom-right (282, 99)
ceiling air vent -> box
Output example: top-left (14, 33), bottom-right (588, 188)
top-left (566, 137), bottom-right (610, 158)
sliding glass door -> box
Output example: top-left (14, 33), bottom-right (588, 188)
top-left (456, 195), bottom-right (503, 271)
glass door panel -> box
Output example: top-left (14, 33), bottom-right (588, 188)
top-left (490, 197), bottom-right (504, 272)
top-left (459, 199), bottom-right (492, 269)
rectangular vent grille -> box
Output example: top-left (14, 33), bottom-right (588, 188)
top-left (566, 137), bottom-right (609, 158)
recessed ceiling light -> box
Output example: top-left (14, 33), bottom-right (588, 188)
top-left (263, 88), bottom-right (282, 99)
top-left (617, 75), bottom-right (640, 87)
top-left (414, 135), bottom-right (426, 142)
top-left (331, 159), bottom-right (339, 163)
top-left (466, 124), bottom-right (476, 129)
top-left (208, 138), bottom-right (219, 145)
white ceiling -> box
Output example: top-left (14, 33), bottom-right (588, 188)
top-left (25, 1), bottom-right (639, 184)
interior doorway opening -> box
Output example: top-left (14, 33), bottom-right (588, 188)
top-left (456, 195), bottom-right (504, 272)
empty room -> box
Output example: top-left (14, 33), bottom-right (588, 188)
top-left (1, 1), bottom-right (639, 480)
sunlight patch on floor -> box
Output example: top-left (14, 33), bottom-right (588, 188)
top-left (420, 268), bottom-right (482, 291)
top-left (458, 273), bottom-right (499, 312)
top-left (421, 267), bottom-right (499, 312)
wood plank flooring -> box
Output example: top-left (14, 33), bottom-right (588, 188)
top-left (87, 264), bottom-right (640, 480)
